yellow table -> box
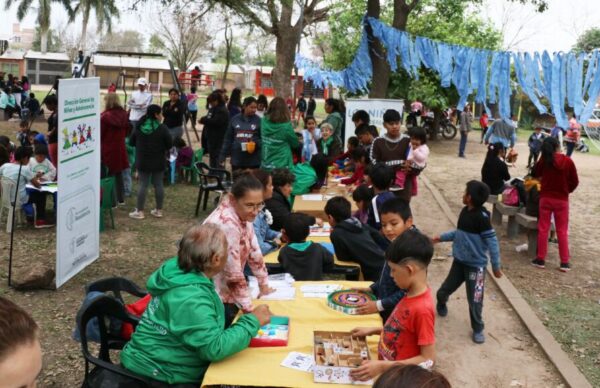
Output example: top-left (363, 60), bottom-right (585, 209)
top-left (292, 185), bottom-right (357, 220)
top-left (263, 236), bottom-right (362, 273)
top-left (202, 281), bottom-right (381, 388)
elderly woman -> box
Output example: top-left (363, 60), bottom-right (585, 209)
top-left (322, 98), bottom-right (344, 142)
top-left (203, 174), bottom-right (275, 325)
top-left (100, 93), bottom-right (130, 204)
top-left (121, 223), bottom-right (272, 386)
top-left (316, 122), bottom-right (342, 165)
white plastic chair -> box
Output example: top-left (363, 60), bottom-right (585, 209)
top-left (0, 177), bottom-right (26, 233)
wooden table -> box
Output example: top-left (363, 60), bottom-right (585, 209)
top-left (292, 184), bottom-right (357, 220)
top-left (202, 281), bottom-right (381, 388)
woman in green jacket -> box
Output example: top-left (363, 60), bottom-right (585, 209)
top-left (121, 223), bottom-right (272, 386)
top-left (321, 98), bottom-right (344, 143)
top-left (260, 97), bottom-right (299, 171)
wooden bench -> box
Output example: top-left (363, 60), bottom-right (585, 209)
top-left (487, 195), bottom-right (502, 226)
top-left (516, 213), bottom-right (538, 256)
top-left (494, 202), bottom-right (520, 238)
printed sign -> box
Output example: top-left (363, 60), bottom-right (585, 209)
top-left (56, 78), bottom-right (101, 288)
top-left (344, 98), bottom-right (405, 145)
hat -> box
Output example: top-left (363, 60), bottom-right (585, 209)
top-left (137, 78), bottom-right (148, 86)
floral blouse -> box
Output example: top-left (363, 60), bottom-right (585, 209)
top-left (203, 196), bottom-right (269, 312)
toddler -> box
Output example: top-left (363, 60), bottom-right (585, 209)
top-left (393, 127), bottom-right (429, 191)
top-left (28, 145), bottom-right (56, 182)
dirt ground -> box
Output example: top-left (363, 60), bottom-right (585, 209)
top-left (0, 117), bottom-right (592, 387)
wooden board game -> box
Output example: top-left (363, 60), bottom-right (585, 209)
top-left (313, 331), bottom-right (372, 385)
top-left (327, 290), bottom-right (376, 315)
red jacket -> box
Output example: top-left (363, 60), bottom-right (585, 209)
top-left (100, 108), bottom-right (130, 175)
top-left (341, 163), bottom-right (365, 185)
top-left (534, 153), bottom-right (578, 201)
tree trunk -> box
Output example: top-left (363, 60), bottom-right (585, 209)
top-left (272, 29), bottom-right (299, 98)
top-left (41, 30), bottom-right (48, 54)
top-left (431, 108), bottom-right (442, 140)
top-left (80, 10), bottom-right (90, 51)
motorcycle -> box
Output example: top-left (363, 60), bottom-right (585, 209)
top-left (421, 115), bottom-right (458, 140)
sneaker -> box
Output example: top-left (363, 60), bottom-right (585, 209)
top-left (458, 154), bottom-right (466, 158)
top-left (548, 237), bottom-right (558, 244)
top-left (472, 331), bottom-right (485, 344)
top-left (129, 209), bottom-right (145, 219)
top-left (34, 220), bottom-right (53, 229)
top-left (531, 259), bottom-right (545, 269)
top-left (390, 184), bottom-right (403, 192)
top-left (436, 302), bottom-right (448, 317)
top-left (559, 263), bottom-right (571, 272)
top-left (150, 209), bottom-right (163, 218)
top-left (118, 201), bottom-right (126, 207)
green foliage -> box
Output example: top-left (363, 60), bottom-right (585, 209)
top-left (32, 27), bottom-right (61, 51)
top-left (253, 52), bottom-right (276, 66)
top-left (97, 30), bottom-right (146, 52)
top-left (574, 28), bottom-right (600, 53)
top-left (148, 33), bottom-right (165, 54)
top-left (213, 43), bottom-right (245, 65)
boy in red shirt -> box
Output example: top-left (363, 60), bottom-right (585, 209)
top-left (350, 229), bottom-right (436, 381)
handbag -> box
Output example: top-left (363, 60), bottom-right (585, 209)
top-left (502, 186), bottom-right (519, 206)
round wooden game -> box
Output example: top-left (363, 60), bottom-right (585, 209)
top-left (327, 290), bottom-right (376, 315)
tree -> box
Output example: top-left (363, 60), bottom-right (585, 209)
top-left (4, 0), bottom-right (71, 53)
top-left (147, 33), bottom-right (165, 54)
top-left (32, 26), bottom-right (62, 52)
top-left (97, 30), bottom-right (145, 52)
top-left (152, 1), bottom-right (211, 71)
top-left (574, 28), bottom-right (600, 53)
top-left (213, 0), bottom-right (330, 98)
top-left (68, 0), bottom-right (120, 51)
top-left (214, 43), bottom-right (244, 65)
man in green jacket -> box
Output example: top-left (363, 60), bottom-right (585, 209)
top-left (121, 224), bottom-right (272, 385)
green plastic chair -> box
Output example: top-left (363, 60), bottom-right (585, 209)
top-left (180, 148), bottom-right (204, 184)
top-left (100, 177), bottom-right (116, 232)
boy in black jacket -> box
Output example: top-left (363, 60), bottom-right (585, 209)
top-left (325, 196), bottom-right (385, 281)
top-left (278, 213), bottom-right (334, 280)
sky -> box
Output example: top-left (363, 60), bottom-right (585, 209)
top-left (2, 0), bottom-right (600, 54)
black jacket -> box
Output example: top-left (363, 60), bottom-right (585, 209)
top-left (201, 103), bottom-right (229, 152)
top-left (162, 99), bottom-right (186, 128)
top-left (278, 242), bottom-right (334, 281)
top-left (307, 98), bottom-right (316, 116)
top-left (219, 113), bottom-right (262, 168)
top-left (265, 188), bottom-right (315, 232)
top-left (481, 156), bottom-right (510, 195)
top-left (330, 218), bottom-right (385, 281)
top-left (317, 137), bottom-right (343, 164)
top-left (130, 122), bottom-right (173, 172)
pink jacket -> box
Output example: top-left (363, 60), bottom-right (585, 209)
top-left (408, 144), bottom-right (429, 168)
top-left (203, 196), bottom-right (268, 312)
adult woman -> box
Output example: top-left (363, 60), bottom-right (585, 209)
top-left (121, 224), bottom-right (272, 387)
top-left (43, 94), bottom-right (58, 168)
top-left (265, 168), bottom-right (317, 232)
top-left (0, 87), bottom-right (20, 119)
top-left (260, 97), bottom-right (299, 171)
top-left (531, 137), bottom-right (578, 272)
top-left (219, 96), bottom-right (262, 171)
top-left (458, 104), bottom-right (472, 158)
top-left (20, 76), bottom-right (30, 100)
top-left (251, 169), bottom-right (282, 255)
top-left (481, 143), bottom-right (510, 195)
top-left (256, 94), bottom-right (268, 118)
top-left (187, 86), bottom-right (199, 131)
top-left (129, 104), bottom-right (172, 220)
top-left (162, 88), bottom-right (186, 141)
top-left (316, 123), bottom-right (342, 165)
top-left (100, 93), bottom-right (130, 204)
top-left (322, 98), bottom-right (344, 142)
top-left (227, 87), bottom-right (242, 118)
top-left (565, 114), bottom-right (581, 157)
top-left (203, 174), bottom-right (275, 325)
top-left (200, 91), bottom-right (229, 168)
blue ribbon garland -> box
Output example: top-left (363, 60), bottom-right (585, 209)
top-left (295, 16), bottom-right (600, 127)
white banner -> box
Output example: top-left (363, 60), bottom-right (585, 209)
top-left (344, 98), bottom-right (405, 145)
top-left (56, 78), bottom-right (101, 288)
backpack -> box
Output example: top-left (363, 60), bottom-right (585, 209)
top-left (502, 186), bottom-right (519, 206)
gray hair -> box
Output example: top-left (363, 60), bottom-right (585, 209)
top-left (178, 223), bottom-right (228, 273)
top-left (321, 123), bottom-right (334, 132)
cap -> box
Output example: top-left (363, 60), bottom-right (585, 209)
top-left (137, 77), bottom-right (148, 86)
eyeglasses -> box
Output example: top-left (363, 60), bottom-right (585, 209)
top-left (241, 202), bottom-right (265, 211)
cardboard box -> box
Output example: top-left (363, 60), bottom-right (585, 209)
top-left (313, 331), bottom-right (372, 385)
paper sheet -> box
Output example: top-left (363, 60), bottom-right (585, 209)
top-left (309, 223), bottom-right (332, 237)
top-left (249, 273), bottom-right (296, 300)
top-left (26, 183), bottom-right (58, 194)
top-left (301, 194), bottom-right (323, 201)
top-left (300, 284), bottom-right (342, 298)
top-left (280, 352), bottom-right (314, 372)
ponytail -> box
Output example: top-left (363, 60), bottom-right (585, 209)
top-left (541, 136), bottom-right (559, 167)
top-left (139, 104), bottom-right (161, 127)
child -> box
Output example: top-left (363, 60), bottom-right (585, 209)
top-left (393, 127), bottom-right (429, 191)
top-left (371, 109), bottom-right (415, 199)
top-left (349, 230), bottom-right (436, 381)
top-left (334, 136), bottom-right (359, 167)
top-left (325, 196), bottom-right (385, 281)
top-left (174, 137), bottom-right (193, 175)
top-left (479, 111), bottom-right (489, 144)
top-left (28, 145), bottom-right (56, 182)
top-left (373, 365), bottom-right (450, 388)
top-left (355, 198), bottom-right (413, 322)
top-left (351, 184), bottom-right (373, 224)
top-left (434, 180), bottom-right (502, 344)
top-left (0, 146), bottom-right (52, 228)
top-left (0, 296), bottom-right (43, 387)
top-left (366, 163), bottom-right (395, 230)
top-left (340, 147), bottom-right (367, 186)
top-left (17, 120), bottom-right (31, 147)
top-left (22, 92), bottom-right (40, 121)
top-left (527, 127), bottom-right (546, 168)
top-left (278, 213), bottom-right (334, 280)
top-left (355, 124), bottom-right (376, 156)
top-left (301, 116), bottom-right (320, 162)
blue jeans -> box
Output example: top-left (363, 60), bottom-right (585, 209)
top-left (565, 141), bottom-right (576, 157)
top-left (459, 131), bottom-right (468, 156)
top-left (123, 168), bottom-right (132, 197)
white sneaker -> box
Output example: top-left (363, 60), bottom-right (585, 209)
top-left (150, 209), bottom-right (163, 218)
top-left (129, 209), bottom-right (145, 219)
